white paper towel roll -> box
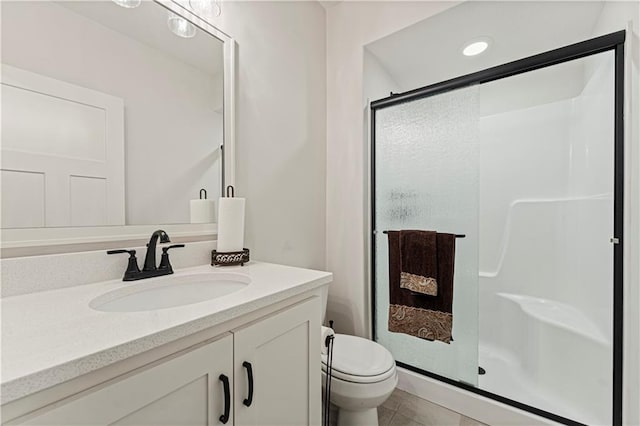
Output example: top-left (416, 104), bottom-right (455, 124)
top-left (217, 197), bottom-right (245, 252)
top-left (321, 326), bottom-right (335, 355)
top-left (190, 199), bottom-right (215, 223)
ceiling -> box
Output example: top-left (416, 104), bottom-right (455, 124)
top-left (365, 1), bottom-right (605, 100)
top-left (56, 1), bottom-right (224, 77)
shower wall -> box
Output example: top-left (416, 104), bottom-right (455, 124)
top-left (478, 53), bottom-right (614, 425)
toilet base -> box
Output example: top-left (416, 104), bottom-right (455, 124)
top-left (337, 407), bottom-right (378, 426)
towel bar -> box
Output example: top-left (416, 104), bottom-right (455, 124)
top-left (380, 230), bottom-right (466, 238)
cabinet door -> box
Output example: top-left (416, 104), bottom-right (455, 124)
top-left (17, 334), bottom-right (234, 426)
top-left (233, 297), bottom-right (321, 426)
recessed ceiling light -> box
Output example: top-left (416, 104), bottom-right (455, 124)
top-left (462, 38), bottom-right (491, 56)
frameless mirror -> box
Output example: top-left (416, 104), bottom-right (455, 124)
top-left (1, 0), bottom-right (228, 231)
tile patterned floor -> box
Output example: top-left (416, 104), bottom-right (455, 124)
top-left (326, 388), bottom-right (488, 426)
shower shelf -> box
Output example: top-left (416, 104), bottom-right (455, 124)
top-left (497, 292), bottom-right (610, 346)
top-left (479, 194), bottom-right (612, 279)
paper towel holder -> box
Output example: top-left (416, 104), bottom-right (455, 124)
top-left (213, 184), bottom-right (246, 266)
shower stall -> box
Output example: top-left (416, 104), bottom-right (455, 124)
top-left (370, 32), bottom-right (624, 425)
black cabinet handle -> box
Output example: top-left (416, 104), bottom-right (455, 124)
top-left (242, 361), bottom-right (254, 407)
top-left (218, 374), bottom-right (230, 424)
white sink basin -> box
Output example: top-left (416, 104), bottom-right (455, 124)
top-left (90, 272), bottom-right (250, 312)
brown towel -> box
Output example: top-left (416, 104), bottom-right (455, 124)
top-left (387, 230), bottom-right (456, 344)
top-left (400, 230), bottom-right (438, 296)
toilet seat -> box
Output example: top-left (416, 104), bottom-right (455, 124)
top-left (321, 362), bottom-right (396, 384)
top-left (321, 334), bottom-right (396, 384)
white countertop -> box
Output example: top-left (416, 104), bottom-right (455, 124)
top-left (0, 261), bottom-right (332, 404)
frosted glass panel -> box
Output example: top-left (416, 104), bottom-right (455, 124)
top-left (373, 85), bottom-right (479, 385)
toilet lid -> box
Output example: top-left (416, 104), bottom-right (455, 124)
top-left (321, 334), bottom-right (395, 378)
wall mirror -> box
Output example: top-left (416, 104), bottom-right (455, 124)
top-left (1, 0), bottom-right (235, 253)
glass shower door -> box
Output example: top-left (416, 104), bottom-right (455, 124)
top-left (474, 50), bottom-right (615, 425)
top-left (373, 85), bottom-right (480, 385)
top-left (371, 47), bottom-right (617, 424)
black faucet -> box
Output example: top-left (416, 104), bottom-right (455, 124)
top-left (107, 230), bottom-right (184, 281)
top-left (143, 229), bottom-right (171, 271)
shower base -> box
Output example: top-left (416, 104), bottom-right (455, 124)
top-left (478, 344), bottom-right (602, 425)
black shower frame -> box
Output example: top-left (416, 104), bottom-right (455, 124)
top-left (369, 30), bottom-right (625, 426)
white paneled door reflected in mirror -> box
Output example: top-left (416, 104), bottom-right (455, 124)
top-left (1, 0), bottom-right (226, 229)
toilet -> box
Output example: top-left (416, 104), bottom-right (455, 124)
top-left (321, 333), bottom-right (398, 426)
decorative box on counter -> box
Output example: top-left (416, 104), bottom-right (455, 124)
top-left (211, 248), bottom-right (250, 266)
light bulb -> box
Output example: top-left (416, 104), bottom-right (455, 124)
top-left (189, 0), bottom-right (221, 18)
top-left (112, 0), bottom-right (141, 8)
top-left (167, 12), bottom-right (197, 38)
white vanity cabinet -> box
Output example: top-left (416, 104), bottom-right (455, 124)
top-left (233, 297), bottom-right (321, 425)
top-left (8, 297), bottom-right (321, 426)
top-left (17, 334), bottom-right (234, 426)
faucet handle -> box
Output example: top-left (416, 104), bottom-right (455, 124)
top-left (162, 244), bottom-right (185, 253)
top-left (107, 249), bottom-right (136, 256)
top-left (107, 249), bottom-right (141, 281)
top-left (159, 244), bottom-right (185, 272)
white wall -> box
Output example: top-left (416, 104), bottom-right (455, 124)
top-left (1, 1), bottom-right (222, 226)
top-left (363, 49), bottom-right (401, 105)
top-left (202, 1), bottom-right (327, 270)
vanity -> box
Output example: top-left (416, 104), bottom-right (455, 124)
top-left (0, 1), bottom-right (332, 424)
top-left (1, 261), bottom-right (332, 425)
